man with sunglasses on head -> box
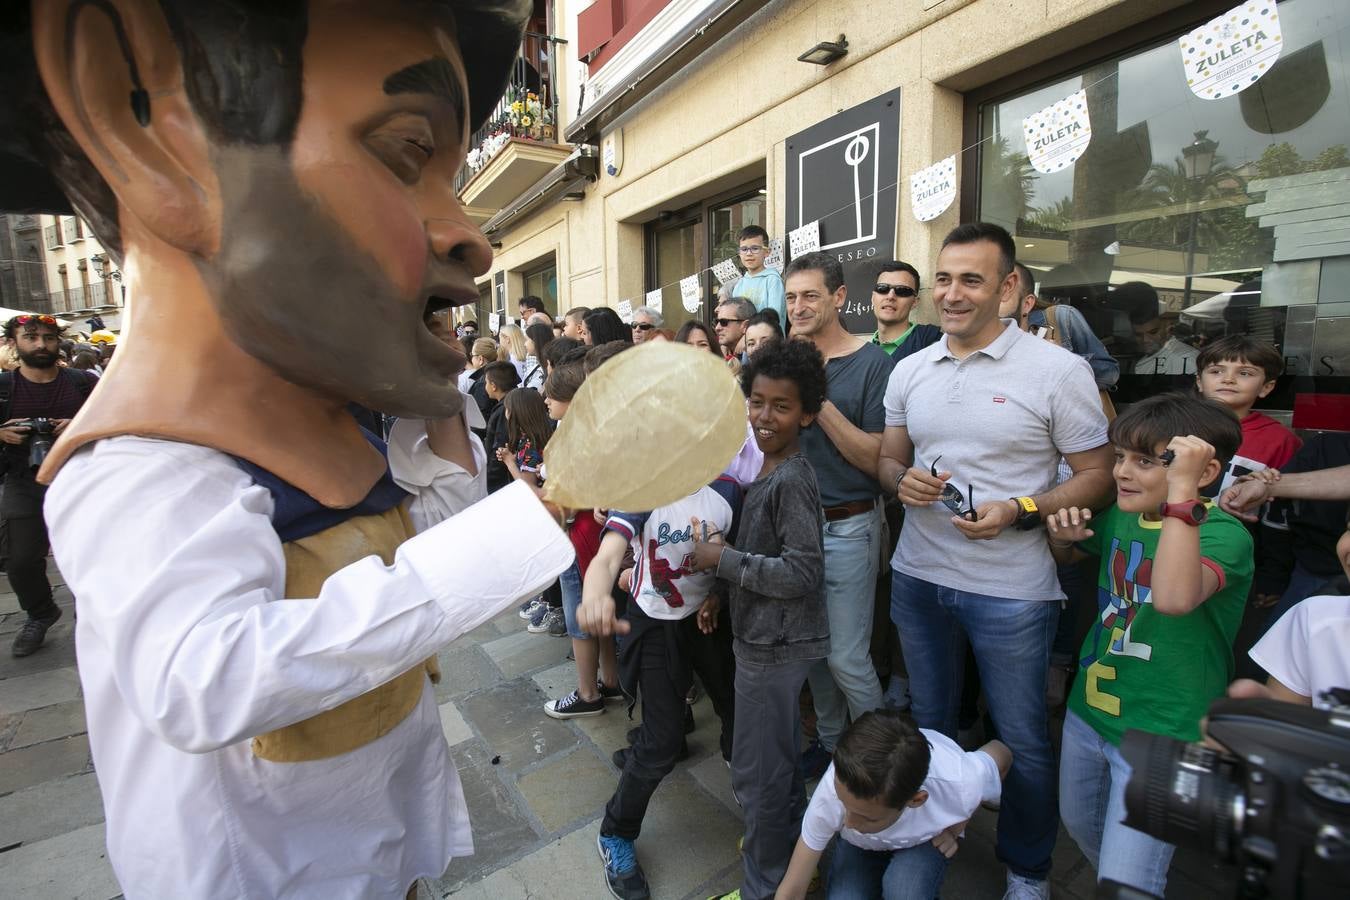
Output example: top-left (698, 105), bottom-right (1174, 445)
top-left (1, 314), bottom-right (94, 657)
top-left (870, 260), bottom-right (941, 362)
top-left (877, 223), bottom-right (1115, 900)
top-left (730, 225), bottom-right (785, 321)
top-left (631, 305), bottom-right (663, 344)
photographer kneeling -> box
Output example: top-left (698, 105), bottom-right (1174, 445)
top-left (2, 314), bottom-right (93, 657)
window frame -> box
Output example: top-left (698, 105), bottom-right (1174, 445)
top-left (643, 180), bottom-right (767, 325)
top-left (961, 0), bottom-right (1242, 223)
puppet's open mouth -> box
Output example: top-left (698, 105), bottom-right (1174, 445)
top-left (425, 295), bottom-right (455, 317)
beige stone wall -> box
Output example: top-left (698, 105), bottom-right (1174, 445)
top-left (479, 0), bottom-right (1191, 319)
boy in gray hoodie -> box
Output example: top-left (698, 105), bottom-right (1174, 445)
top-left (691, 339), bottom-right (831, 900)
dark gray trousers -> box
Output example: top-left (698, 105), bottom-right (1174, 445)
top-left (731, 655), bottom-right (816, 900)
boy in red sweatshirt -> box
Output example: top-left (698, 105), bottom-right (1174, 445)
top-left (1195, 335), bottom-right (1300, 496)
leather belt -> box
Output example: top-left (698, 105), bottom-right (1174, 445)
top-left (822, 499), bottom-right (875, 522)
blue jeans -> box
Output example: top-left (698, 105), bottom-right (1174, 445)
top-left (890, 570), bottom-right (1058, 879)
top-left (1059, 711), bottom-right (1174, 894)
top-left (807, 505), bottom-right (884, 751)
top-left (827, 838), bottom-right (948, 900)
top-left (559, 561), bottom-right (587, 639)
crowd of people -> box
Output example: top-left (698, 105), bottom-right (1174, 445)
top-left (340, 221), bottom-right (1341, 900)
top-left (5, 222), bottom-right (1347, 900)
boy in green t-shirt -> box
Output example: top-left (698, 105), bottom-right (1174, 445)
top-left (1045, 393), bottom-right (1251, 898)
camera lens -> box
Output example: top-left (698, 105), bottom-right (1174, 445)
top-left (1121, 730), bottom-right (1245, 862)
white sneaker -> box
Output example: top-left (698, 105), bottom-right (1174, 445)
top-left (1003, 872), bottom-right (1050, 900)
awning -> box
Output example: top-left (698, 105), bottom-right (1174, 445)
top-left (481, 145), bottom-right (600, 240)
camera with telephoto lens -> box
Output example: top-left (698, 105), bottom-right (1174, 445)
top-left (12, 417), bottom-right (56, 472)
top-left (1100, 692), bottom-right (1350, 899)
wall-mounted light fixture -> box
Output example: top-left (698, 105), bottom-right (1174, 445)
top-left (798, 36), bottom-right (847, 66)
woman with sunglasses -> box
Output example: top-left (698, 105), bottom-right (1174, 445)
top-left (869, 261), bottom-right (940, 362)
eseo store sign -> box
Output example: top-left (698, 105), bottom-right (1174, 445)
top-left (786, 90), bottom-right (900, 334)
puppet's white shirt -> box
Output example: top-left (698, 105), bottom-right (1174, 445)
top-left (46, 435), bottom-right (573, 899)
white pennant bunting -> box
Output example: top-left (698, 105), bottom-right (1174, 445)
top-left (616, 299), bottom-right (634, 324)
top-left (679, 275), bottom-right (702, 313)
top-left (1180, 3), bottom-right (1282, 100)
top-left (764, 239), bottom-right (784, 272)
top-left (910, 155), bottom-right (957, 223)
top-left (1023, 89), bottom-right (1091, 175)
top-left (788, 221), bottom-right (821, 258)
top-left (711, 258), bottom-right (741, 285)
top-left (646, 288), bottom-right (663, 313)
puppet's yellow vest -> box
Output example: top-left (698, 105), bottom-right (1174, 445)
top-left (250, 505), bottom-right (441, 762)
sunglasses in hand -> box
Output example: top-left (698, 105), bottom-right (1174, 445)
top-left (931, 455), bottom-right (977, 521)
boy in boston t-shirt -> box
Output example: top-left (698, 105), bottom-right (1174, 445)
top-left (1046, 393), bottom-right (1253, 898)
top-left (576, 477), bottom-right (740, 900)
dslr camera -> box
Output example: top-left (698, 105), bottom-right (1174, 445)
top-left (11, 417), bottom-right (56, 472)
top-left (1109, 693), bottom-right (1350, 899)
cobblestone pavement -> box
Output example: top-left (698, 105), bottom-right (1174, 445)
top-left (0, 565), bottom-right (1234, 899)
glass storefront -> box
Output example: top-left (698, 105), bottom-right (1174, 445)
top-left (521, 258), bottom-right (559, 316)
top-left (646, 186), bottom-right (765, 332)
top-left (977, 0), bottom-right (1349, 427)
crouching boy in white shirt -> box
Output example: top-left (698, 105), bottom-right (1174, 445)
top-left (776, 710), bottom-right (1011, 900)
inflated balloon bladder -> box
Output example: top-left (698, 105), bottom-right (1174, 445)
top-left (545, 342), bottom-right (747, 513)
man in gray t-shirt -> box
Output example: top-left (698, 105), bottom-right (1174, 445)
top-left (785, 251), bottom-right (892, 769)
top-left (877, 224), bottom-right (1113, 900)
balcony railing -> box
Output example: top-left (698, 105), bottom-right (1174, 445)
top-left (454, 32), bottom-right (564, 196)
top-left (44, 224), bottom-right (62, 250)
top-left (48, 282), bottom-right (114, 314)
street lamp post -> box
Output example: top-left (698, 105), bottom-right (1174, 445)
top-left (1181, 130), bottom-right (1218, 309)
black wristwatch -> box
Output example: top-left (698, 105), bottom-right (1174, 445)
top-left (1011, 496), bottom-right (1041, 530)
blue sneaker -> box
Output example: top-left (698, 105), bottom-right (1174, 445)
top-left (597, 833), bottom-right (650, 900)
top-left (799, 739), bottom-right (832, 781)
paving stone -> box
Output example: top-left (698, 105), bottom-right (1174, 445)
top-left (0, 592), bottom-right (19, 615)
top-left (435, 740), bottom-right (540, 891)
top-left (0, 733), bottom-right (91, 795)
top-left (0, 772), bottom-right (104, 849)
top-left (432, 643), bottom-right (504, 705)
top-left (515, 746), bottom-right (616, 833)
top-left (438, 701), bottom-right (473, 747)
top-left (687, 752), bottom-right (741, 820)
top-left (0, 822), bottom-right (120, 899)
top-left (9, 699), bottom-right (87, 750)
top-left (460, 770), bottom-right (743, 900)
top-left (530, 660), bottom-right (638, 755)
top-left (0, 632), bottom-right (79, 679)
top-left (0, 666), bottom-right (82, 717)
top-left (478, 628), bottom-right (571, 679)
top-left (457, 681), bottom-right (579, 774)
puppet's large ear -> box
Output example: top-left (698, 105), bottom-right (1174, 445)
top-left (32, 0), bottom-right (220, 256)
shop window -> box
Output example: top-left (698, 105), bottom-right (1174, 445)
top-left (521, 258), bottom-right (558, 317)
top-left (645, 185), bottom-right (766, 333)
top-left (975, 0), bottom-right (1350, 421)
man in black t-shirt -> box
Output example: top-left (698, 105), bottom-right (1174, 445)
top-left (1, 315), bottom-right (94, 657)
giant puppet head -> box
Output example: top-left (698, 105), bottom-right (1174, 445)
top-left (0, 1), bottom-right (528, 505)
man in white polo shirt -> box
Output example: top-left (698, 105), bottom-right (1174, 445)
top-left (877, 223), bottom-right (1114, 900)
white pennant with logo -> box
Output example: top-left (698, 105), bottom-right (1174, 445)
top-left (711, 258), bottom-right (741, 285)
top-left (645, 288), bottom-right (662, 313)
top-left (1180, 3), bottom-right (1282, 100)
top-left (616, 299), bottom-right (634, 324)
top-left (679, 275), bottom-right (702, 313)
top-left (910, 155), bottom-right (957, 223)
top-left (1023, 89), bottom-right (1092, 175)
